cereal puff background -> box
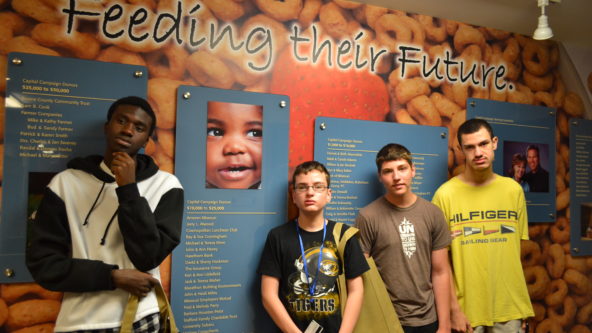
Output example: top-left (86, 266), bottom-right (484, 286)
top-left (1, 0), bottom-right (592, 332)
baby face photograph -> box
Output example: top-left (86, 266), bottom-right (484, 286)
top-left (206, 101), bottom-right (263, 189)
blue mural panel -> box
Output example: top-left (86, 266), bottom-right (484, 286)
top-left (569, 119), bottom-right (592, 256)
top-left (1, 53), bottom-right (147, 282)
top-left (171, 87), bottom-right (289, 332)
top-left (467, 98), bottom-right (557, 222)
top-left (314, 117), bottom-right (449, 225)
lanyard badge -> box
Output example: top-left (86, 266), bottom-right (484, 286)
top-left (295, 219), bottom-right (327, 302)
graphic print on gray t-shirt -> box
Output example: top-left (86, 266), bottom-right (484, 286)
top-left (399, 217), bottom-right (417, 258)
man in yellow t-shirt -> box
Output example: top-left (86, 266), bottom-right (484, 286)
top-left (432, 119), bottom-right (533, 333)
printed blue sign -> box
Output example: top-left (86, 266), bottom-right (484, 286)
top-left (467, 98), bottom-right (556, 222)
top-left (171, 87), bottom-right (289, 332)
top-left (314, 117), bottom-right (449, 225)
top-left (569, 119), bottom-right (592, 256)
top-left (1, 53), bottom-right (147, 283)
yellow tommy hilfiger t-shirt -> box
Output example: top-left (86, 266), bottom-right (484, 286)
top-left (432, 175), bottom-right (534, 327)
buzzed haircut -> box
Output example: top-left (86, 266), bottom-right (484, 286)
top-left (292, 161), bottom-right (330, 187)
top-left (375, 143), bottom-right (413, 172)
top-left (457, 118), bottom-right (494, 145)
top-left (107, 96), bottom-right (157, 136)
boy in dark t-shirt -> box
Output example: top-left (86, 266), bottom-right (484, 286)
top-left (258, 161), bottom-right (369, 332)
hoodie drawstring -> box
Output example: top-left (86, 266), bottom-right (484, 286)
top-left (100, 210), bottom-right (118, 246)
top-left (83, 182), bottom-right (106, 226)
top-left (83, 182), bottom-right (118, 245)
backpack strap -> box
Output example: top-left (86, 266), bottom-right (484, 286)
top-left (332, 222), bottom-right (360, 316)
top-left (332, 222), bottom-right (343, 249)
top-left (332, 222), bottom-right (359, 266)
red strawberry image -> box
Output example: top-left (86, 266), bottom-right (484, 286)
top-left (270, 43), bottom-right (390, 172)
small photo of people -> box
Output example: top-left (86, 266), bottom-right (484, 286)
top-left (206, 101), bottom-right (263, 189)
top-left (507, 153), bottom-right (530, 192)
top-left (503, 141), bottom-right (550, 193)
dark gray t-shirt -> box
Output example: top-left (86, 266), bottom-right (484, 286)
top-left (355, 196), bottom-right (451, 326)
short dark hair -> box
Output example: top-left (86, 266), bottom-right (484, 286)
top-left (107, 96), bottom-right (156, 135)
top-left (526, 145), bottom-right (540, 156)
top-left (292, 161), bottom-right (330, 187)
top-left (375, 143), bottom-right (413, 172)
top-left (457, 118), bottom-right (494, 145)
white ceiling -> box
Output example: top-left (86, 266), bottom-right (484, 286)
top-left (364, 0), bottom-right (592, 49)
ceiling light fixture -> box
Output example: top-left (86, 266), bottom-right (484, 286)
top-left (533, 0), bottom-right (553, 40)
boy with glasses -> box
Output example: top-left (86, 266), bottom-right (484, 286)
top-left (258, 161), bottom-right (369, 332)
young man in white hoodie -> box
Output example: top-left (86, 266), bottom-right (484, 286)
top-left (27, 96), bottom-right (184, 332)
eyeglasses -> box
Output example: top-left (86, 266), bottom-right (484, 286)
top-left (294, 184), bottom-right (328, 193)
